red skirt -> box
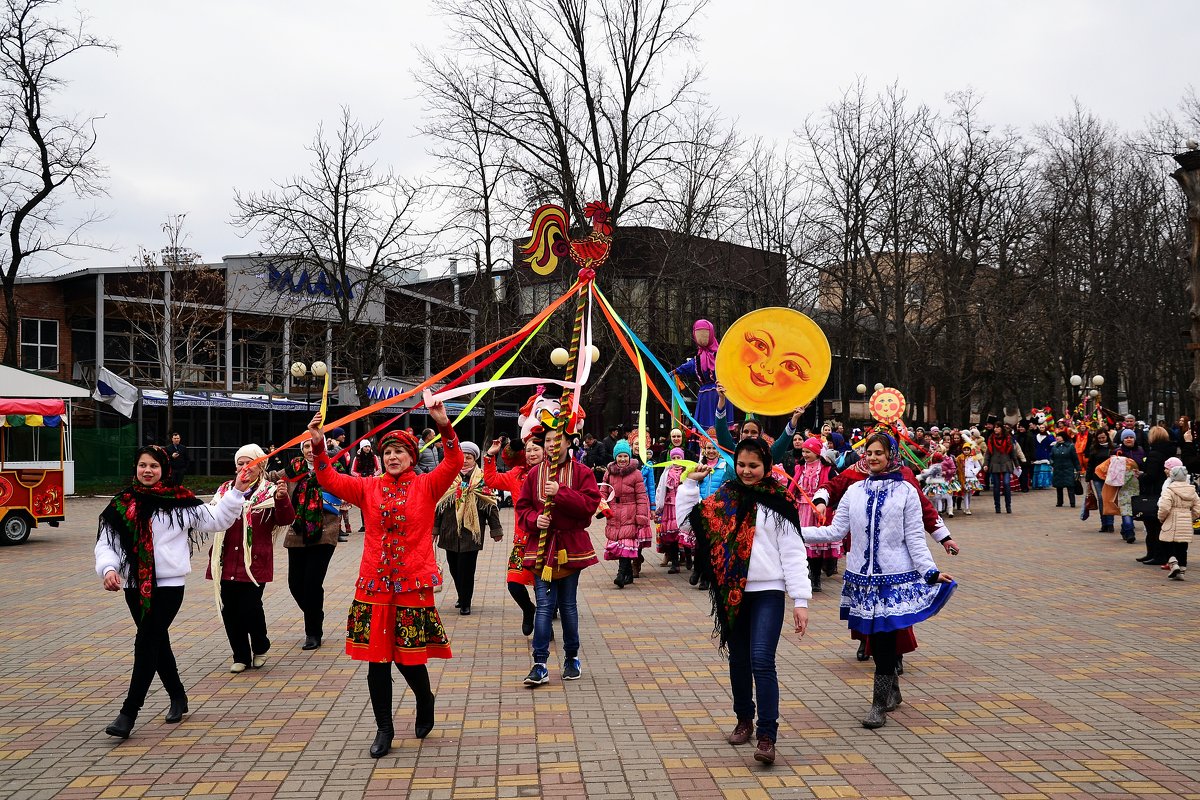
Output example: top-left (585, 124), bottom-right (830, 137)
top-left (851, 625), bottom-right (918, 655)
top-left (506, 529), bottom-right (534, 586)
top-left (346, 587), bottom-right (452, 665)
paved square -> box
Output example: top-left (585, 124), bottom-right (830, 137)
top-left (0, 488), bottom-right (1197, 799)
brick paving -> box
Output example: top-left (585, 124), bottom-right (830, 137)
top-left (0, 487), bottom-right (1198, 799)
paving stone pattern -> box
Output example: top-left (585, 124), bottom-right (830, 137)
top-left (0, 488), bottom-right (1197, 799)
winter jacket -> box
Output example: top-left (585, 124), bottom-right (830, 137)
top-left (1085, 442), bottom-right (1114, 483)
top-left (205, 483), bottom-right (295, 584)
top-left (1095, 457), bottom-right (1139, 517)
top-left (1157, 481), bottom-right (1200, 544)
top-left (675, 478), bottom-right (812, 606)
top-left (1050, 442), bottom-right (1081, 488)
top-left (986, 434), bottom-right (1019, 474)
top-left (416, 444), bottom-right (440, 475)
top-left (516, 460), bottom-right (601, 573)
top-left (603, 462), bottom-right (652, 547)
top-left (434, 473), bottom-right (502, 553)
top-left (1139, 441), bottom-right (1177, 499)
top-left (96, 487), bottom-right (246, 587)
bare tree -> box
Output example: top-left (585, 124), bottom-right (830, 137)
top-left (233, 109), bottom-right (431, 406)
top-left (0, 0), bottom-right (113, 364)
top-left (109, 215), bottom-right (224, 435)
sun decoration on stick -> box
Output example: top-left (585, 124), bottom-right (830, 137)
top-left (869, 387), bottom-right (906, 425)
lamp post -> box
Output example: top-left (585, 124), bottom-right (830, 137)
top-left (1171, 144), bottom-right (1200, 419)
top-left (290, 361), bottom-right (328, 411)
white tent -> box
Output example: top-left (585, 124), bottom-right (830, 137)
top-left (0, 364), bottom-right (91, 398)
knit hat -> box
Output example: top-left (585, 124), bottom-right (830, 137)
top-left (1169, 465), bottom-right (1190, 483)
top-left (802, 436), bottom-right (823, 455)
top-left (670, 447), bottom-right (685, 460)
top-left (235, 443), bottom-right (266, 464)
top-left (359, 440), bottom-right (372, 451)
top-left (1165, 457), bottom-right (1183, 471)
top-left (380, 429), bottom-right (419, 461)
top-left (613, 440), bottom-right (632, 458)
top-left (330, 427), bottom-right (345, 437)
top-left (461, 441), bottom-right (481, 460)
top-left (1120, 429), bottom-right (1136, 443)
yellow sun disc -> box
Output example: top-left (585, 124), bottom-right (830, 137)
top-left (714, 307), bottom-right (832, 417)
top-left (869, 387), bottom-right (907, 424)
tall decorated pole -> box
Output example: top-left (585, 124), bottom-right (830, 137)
top-left (519, 201), bottom-right (613, 580)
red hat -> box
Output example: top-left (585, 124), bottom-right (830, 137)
top-left (380, 429), bottom-right (419, 461)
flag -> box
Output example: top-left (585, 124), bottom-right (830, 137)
top-left (93, 367), bottom-right (139, 417)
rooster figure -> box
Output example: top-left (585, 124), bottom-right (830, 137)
top-left (520, 200), bottom-right (613, 275)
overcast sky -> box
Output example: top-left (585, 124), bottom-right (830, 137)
top-left (30, 0), bottom-right (1198, 274)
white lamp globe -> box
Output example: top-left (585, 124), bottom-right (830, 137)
top-left (874, 383), bottom-right (885, 392)
top-left (1091, 375), bottom-right (1104, 387)
top-left (588, 345), bottom-right (601, 364)
top-left (856, 383), bottom-right (867, 395)
top-left (1070, 375), bottom-right (1082, 387)
top-left (311, 361), bottom-right (328, 378)
top-left (1089, 389), bottom-right (1100, 398)
top-left (290, 362), bottom-right (307, 379)
top-left (550, 347), bottom-right (570, 367)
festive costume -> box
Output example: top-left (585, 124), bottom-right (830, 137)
top-left (655, 448), bottom-right (686, 572)
top-left (278, 453), bottom-right (346, 646)
top-left (311, 423), bottom-right (463, 665)
top-left (673, 319), bottom-right (721, 430)
top-left (603, 446), bottom-right (653, 586)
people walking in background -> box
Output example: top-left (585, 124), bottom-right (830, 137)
top-left (165, 432), bottom-right (190, 487)
top-left (1050, 431), bottom-right (1081, 509)
top-left (1157, 460), bottom-right (1198, 580)
top-left (484, 436), bottom-right (543, 636)
top-left (603, 440), bottom-right (652, 588)
top-left (986, 425), bottom-right (1020, 514)
top-left (655, 447), bottom-right (687, 574)
top-left (352, 441), bottom-right (382, 532)
top-left (1085, 429), bottom-right (1115, 530)
top-left (1095, 443), bottom-right (1141, 543)
top-left (1138, 426), bottom-right (1177, 565)
top-left (96, 446), bottom-right (251, 739)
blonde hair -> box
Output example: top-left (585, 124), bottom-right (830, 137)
top-left (1149, 425), bottom-right (1170, 445)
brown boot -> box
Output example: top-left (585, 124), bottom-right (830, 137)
top-left (753, 735), bottom-right (776, 765)
top-left (727, 719), bottom-right (753, 745)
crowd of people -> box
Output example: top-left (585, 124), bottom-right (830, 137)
top-left (94, 382), bottom-right (1197, 766)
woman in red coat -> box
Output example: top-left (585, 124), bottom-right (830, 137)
top-left (483, 435), bottom-right (542, 636)
top-left (306, 402), bottom-right (463, 758)
top-left (205, 444), bottom-right (295, 674)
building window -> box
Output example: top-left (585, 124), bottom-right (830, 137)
top-left (20, 318), bottom-right (58, 372)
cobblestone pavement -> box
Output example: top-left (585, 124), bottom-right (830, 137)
top-left (0, 487), bottom-right (1198, 800)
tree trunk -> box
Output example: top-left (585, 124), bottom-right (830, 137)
top-left (1, 280), bottom-right (17, 366)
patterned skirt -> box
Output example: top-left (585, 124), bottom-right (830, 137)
top-left (805, 540), bottom-right (844, 559)
top-left (678, 527), bottom-right (696, 549)
top-left (604, 539), bottom-right (639, 560)
top-left (839, 570), bottom-right (956, 635)
top-left (507, 529), bottom-right (534, 586)
top-left (346, 587), bottom-right (452, 665)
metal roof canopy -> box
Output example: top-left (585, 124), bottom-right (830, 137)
top-left (0, 364), bottom-right (91, 399)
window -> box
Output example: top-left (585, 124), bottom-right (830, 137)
top-left (20, 318), bottom-right (59, 372)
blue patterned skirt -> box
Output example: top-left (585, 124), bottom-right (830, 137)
top-left (839, 569), bottom-right (956, 635)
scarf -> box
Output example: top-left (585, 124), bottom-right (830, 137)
top-left (209, 477), bottom-right (279, 611)
top-left (693, 319), bottom-right (719, 374)
top-left (97, 481), bottom-right (205, 619)
top-left (436, 466), bottom-right (497, 546)
top-left (988, 432), bottom-right (1013, 455)
top-left (689, 476), bottom-right (802, 652)
top-left (664, 463), bottom-right (685, 493)
top-left (285, 456), bottom-right (345, 544)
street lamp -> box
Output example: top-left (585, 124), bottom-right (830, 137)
top-left (290, 361), bottom-right (327, 409)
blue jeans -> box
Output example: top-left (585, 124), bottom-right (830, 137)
top-left (1091, 479), bottom-right (1113, 529)
top-left (728, 590), bottom-right (785, 742)
top-left (992, 471), bottom-right (1011, 511)
top-left (532, 571), bottom-right (580, 664)
top-left (1121, 515), bottom-right (1135, 540)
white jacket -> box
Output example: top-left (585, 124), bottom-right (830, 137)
top-left (676, 478), bottom-right (811, 607)
top-left (95, 486), bottom-right (246, 588)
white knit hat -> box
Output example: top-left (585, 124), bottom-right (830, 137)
top-left (235, 443), bottom-right (266, 464)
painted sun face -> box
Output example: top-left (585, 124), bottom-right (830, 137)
top-left (869, 388), bottom-right (907, 424)
top-left (715, 307), bottom-right (832, 416)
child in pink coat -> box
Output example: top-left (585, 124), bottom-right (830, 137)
top-left (603, 440), bottom-right (652, 588)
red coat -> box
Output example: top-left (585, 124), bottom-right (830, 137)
top-left (313, 422), bottom-right (463, 599)
top-left (601, 463), bottom-right (651, 545)
top-left (516, 460), bottom-right (601, 573)
top-left (484, 456), bottom-right (530, 547)
top-left (205, 486), bottom-right (295, 584)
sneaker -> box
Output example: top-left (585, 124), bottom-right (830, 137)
top-left (562, 657), bottom-right (582, 681)
top-left (523, 663), bottom-right (549, 687)
top-left (727, 719), bottom-right (753, 745)
top-left (964, 509), bottom-right (972, 515)
top-left (338, 534), bottom-right (349, 542)
top-left (753, 736), bottom-right (776, 765)
top-left (1167, 558), bottom-right (1181, 579)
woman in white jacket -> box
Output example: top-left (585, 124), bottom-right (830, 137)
top-left (95, 445), bottom-right (251, 739)
top-left (676, 438), bottom-right (810, 767)
top-left (801, 432), bottom-right (956, 729)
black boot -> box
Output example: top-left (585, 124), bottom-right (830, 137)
top-left (824, 556), bottom-right (838, 577)
top-left (399, 664), bottom-right (435, 739)
top-left (688, 566), bottom-right (701, 586)
top-left (667, 544), bottom-right (680, 574)
top-left (165, 695), bottom-right (188, 724)
top-left (697, 576), bottom-right (710, 591)
top-left (415, 693), bottom-right (436, 739)
top-left (895, 653), bottom-right (904, 676)
top-left (682, 550), bottom-right (693, 570)
top-left (367, 663), bottom-right (394, 758)
top-left (861, 674), bottom-right (894, 729)
top-left (856, 640), bottom-right (868, 661)
top-left (810, 561), bottom-right (822, 593)
top-left (885, 674), bottom-right (903, 711)
top-left (105, 712), bottom-right (134, 739)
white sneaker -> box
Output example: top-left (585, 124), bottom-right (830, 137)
top-left (252, 654), bottom-right (267, 669)
top-left (964, 510), bottom-right (972, 516)
top-left (947, 510), bottom-right (954, 518)
top-left (230, 662), bottom-right (247, 673)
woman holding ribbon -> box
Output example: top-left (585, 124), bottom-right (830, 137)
top-left (800, 432), bottom-right (956, 729)
top-left (305, 401), bottom-right (462, 758)
top-left (95, 445), bottom-right (252, 739)
top-left (205, 445), bottom-right (295, 674)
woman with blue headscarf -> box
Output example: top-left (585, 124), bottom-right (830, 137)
top-left (800, 431), bottom-right (957, 730)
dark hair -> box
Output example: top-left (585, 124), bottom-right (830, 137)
top-left (740, 418), bottom-right (762, 435)
top-left (134, 445), bottom-right (170, 474)
top-left (734, 437), bottom-right (772, 469)
top-left (864, 432), bottom-right (894, 454)
top-left (170, 431), bottom-right (181, 437)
